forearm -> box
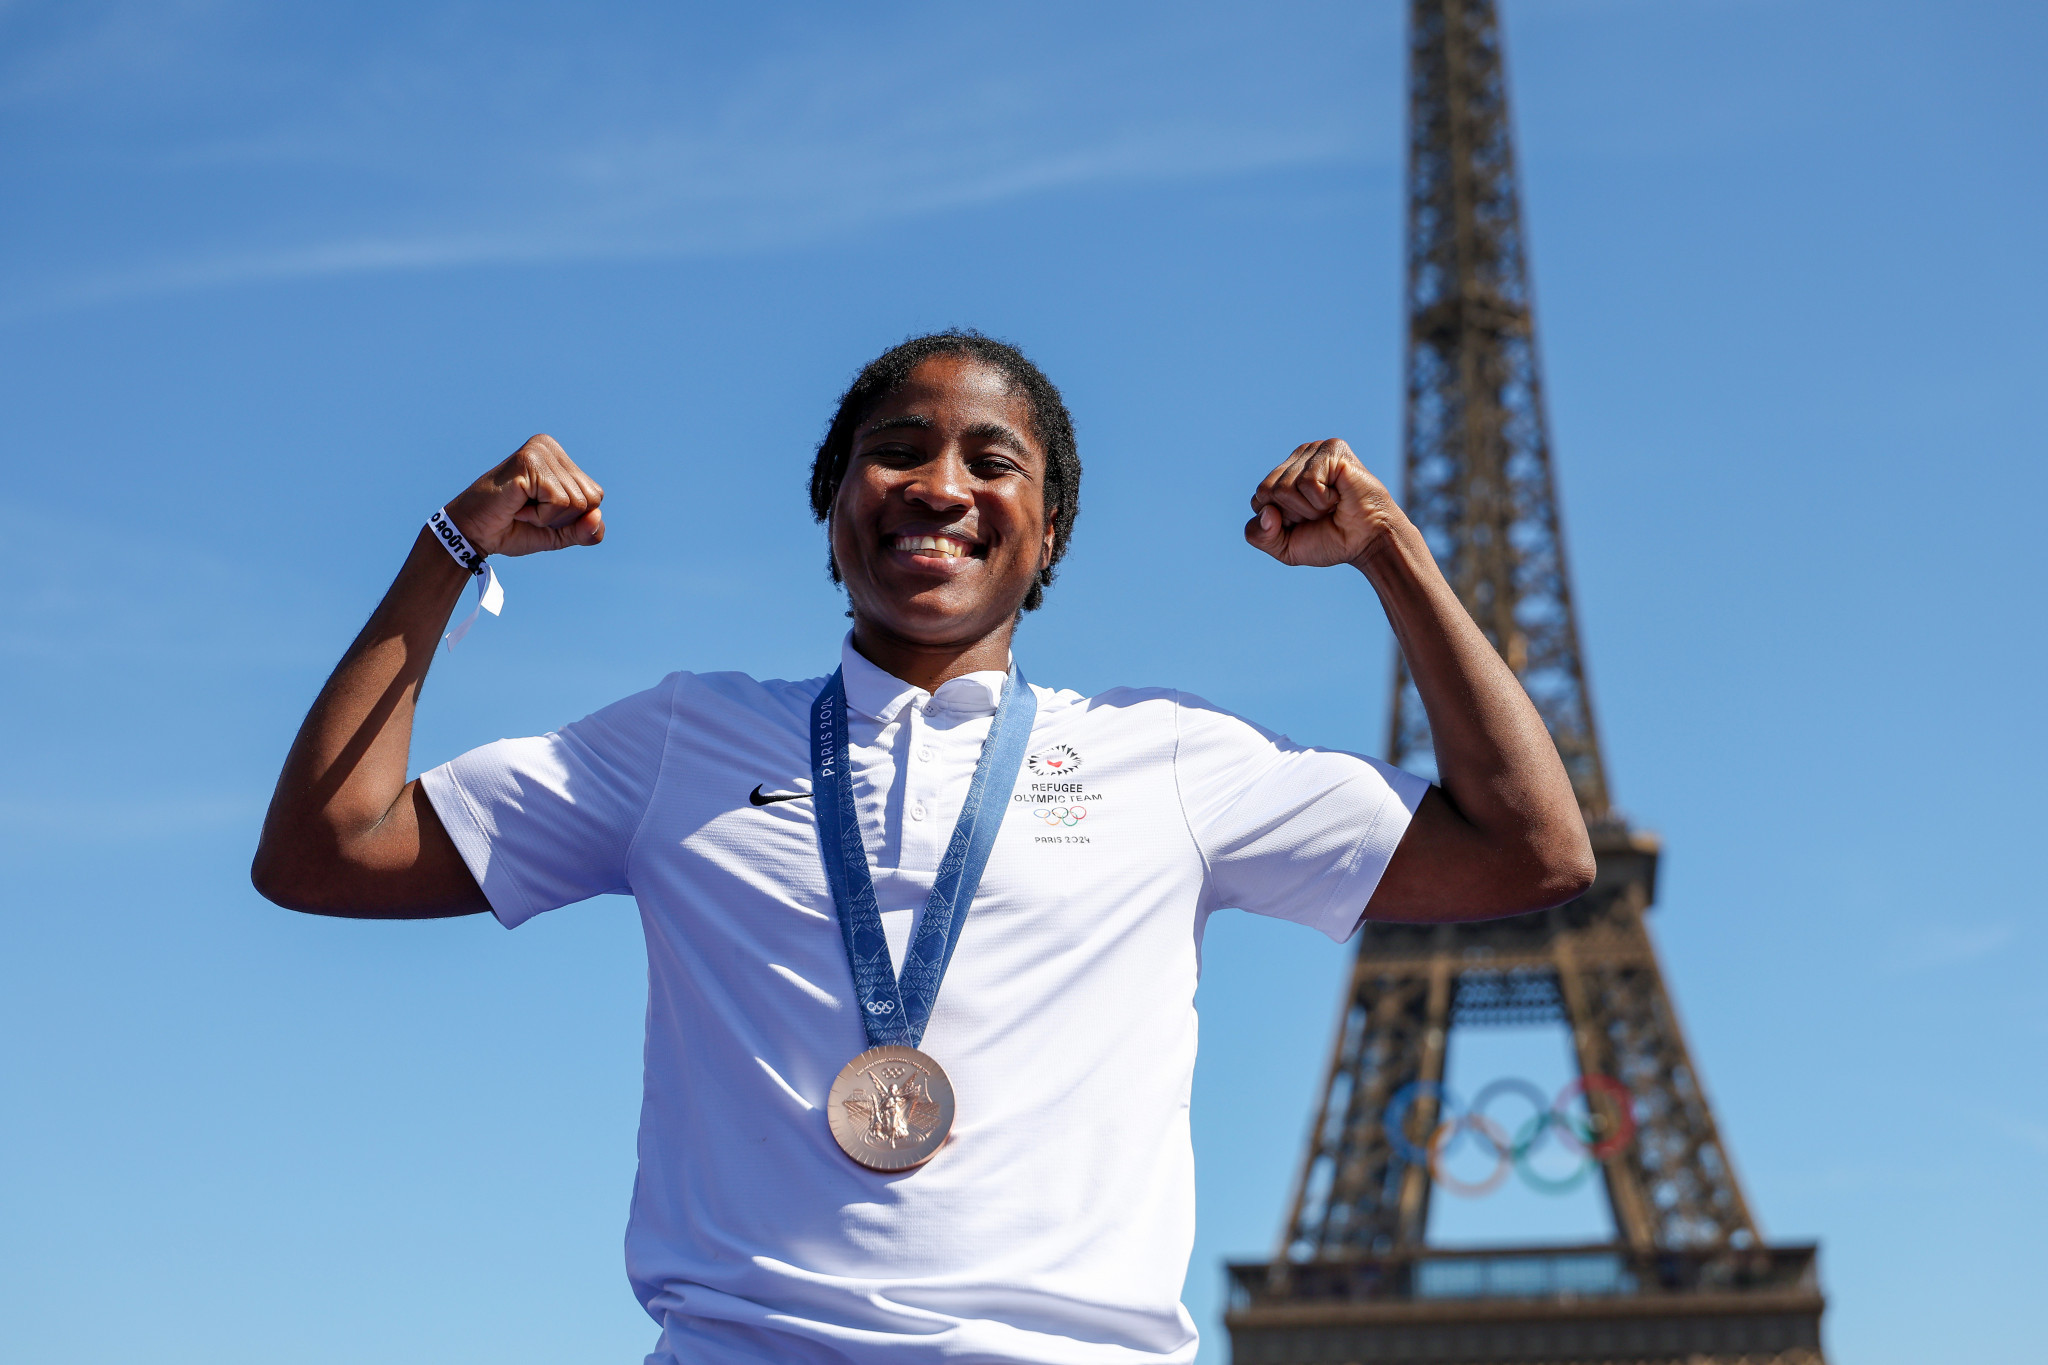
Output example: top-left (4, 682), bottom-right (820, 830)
top-left (252, 529), bottom-right (469, 893)
top-left (1355, 518), bottom-right (1591, 886)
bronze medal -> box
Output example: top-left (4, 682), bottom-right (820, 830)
top-left (827, 1045), bottom-right (956, 1171)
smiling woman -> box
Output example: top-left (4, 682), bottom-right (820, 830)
top-left (810, 330), bottom-right (1081, 616)
top-left (814, 339), bottom-right (1075, 691)
top-left (247, 322), bottom-right (1591, 1365)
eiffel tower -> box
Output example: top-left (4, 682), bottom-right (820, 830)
top-left (1224, 4), bottom-right (1827, 1363)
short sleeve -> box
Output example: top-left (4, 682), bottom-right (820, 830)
top-left (419, 674), bottom-right (678, 929)
top-left (1172, 692), bottom-right (1429, 942)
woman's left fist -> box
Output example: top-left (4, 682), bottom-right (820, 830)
top-left (1244, 439), bottom-right (1405, 569)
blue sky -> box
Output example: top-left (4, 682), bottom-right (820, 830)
top-left (3, 2), bottom-right (2044, 1362)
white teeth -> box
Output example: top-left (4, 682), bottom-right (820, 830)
top-left (898, 535), bottom-right (967, 558)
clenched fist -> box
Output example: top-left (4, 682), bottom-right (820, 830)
top-left (443, 435), bottom-right (606, 557)
top-left (1244, 438), bottom-right (1405, 570)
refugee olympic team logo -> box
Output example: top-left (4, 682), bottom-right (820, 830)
top-left (1026, 746), bottom-right (1088, 826)
top-left (1028, 744), bottom-right (1083, 777)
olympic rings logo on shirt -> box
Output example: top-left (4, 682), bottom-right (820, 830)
top-left (1385, 1076), bottom-right (1637, 1198)
top-left (1032, 805), bottom-right (1089, 828)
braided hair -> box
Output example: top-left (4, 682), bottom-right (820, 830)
top-left (809, 330), bottom-right (1081, 614)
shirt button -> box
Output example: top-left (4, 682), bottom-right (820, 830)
top-left (911, 803), bottom-right (927, 821)
top-left (917, 746), bottom-right (934, 762)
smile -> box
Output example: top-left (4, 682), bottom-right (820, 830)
top-left (890, 533), bottom-right (982, 560)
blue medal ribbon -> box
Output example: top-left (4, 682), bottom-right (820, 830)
top-left (811, 664), bottom-right (1037, 1050)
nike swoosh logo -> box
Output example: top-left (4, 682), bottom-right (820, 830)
top-left (749, 785), bottom-right (812, 806)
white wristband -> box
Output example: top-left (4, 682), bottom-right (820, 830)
top-left (427, 506), bottom-right (486, 574)
top-left (427, 507), bottom-right (503, 647)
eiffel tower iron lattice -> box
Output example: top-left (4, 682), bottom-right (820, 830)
top-left (1224, 4), bottom-right (1827, 1363)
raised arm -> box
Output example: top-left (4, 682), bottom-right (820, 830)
top-left (1245, 438), bottom-right (1594, 922)
top-left (250, 435), bottom-right (605, 919)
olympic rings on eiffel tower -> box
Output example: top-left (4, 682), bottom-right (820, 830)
top-left (1384, 1075), bottom-right (1637, 1197)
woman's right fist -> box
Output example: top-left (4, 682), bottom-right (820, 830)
top-left (443, 435), bottom-right (605, 558)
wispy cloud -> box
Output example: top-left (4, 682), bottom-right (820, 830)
top-left (42, 121), bottom-right (1354, 314)
top-left (1, 1), bottom-right (1395, 319)
top-left (1876, 920), bottom-right (2020, 978)
top-left (0, 793), bottom-right (257, 842)
top-left (1986, 1113), bottom-right (2048, 1157)
top-left (0, 524), bottom-right (340, 669)
top-left (0, 0), bottom-right (225, 106)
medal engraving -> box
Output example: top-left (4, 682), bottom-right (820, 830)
top-left (828, 1045), bottom-right (955, 1171)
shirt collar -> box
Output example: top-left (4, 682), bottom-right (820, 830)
top-left (839, 632), bottom-right (1011, 724)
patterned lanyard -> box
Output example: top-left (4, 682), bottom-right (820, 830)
top-left (809, 665), bottom-right (1036, 1049)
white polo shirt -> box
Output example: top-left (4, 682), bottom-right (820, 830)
top-left (421, 636), bottom-right (1426, 1365)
